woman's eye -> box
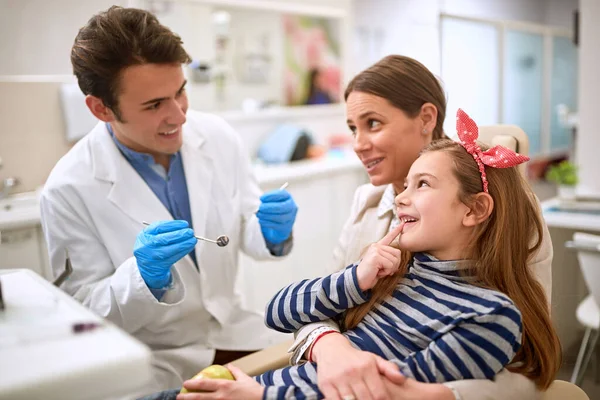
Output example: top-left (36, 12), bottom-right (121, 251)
top-left (368, 119), bottom-right (381, 129)
top-left (348, 125), bottom-right (357, 136)
top-left (147, 102), bottom-right (161, 110)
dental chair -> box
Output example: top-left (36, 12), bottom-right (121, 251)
top-left (231, 125), bottom-right (589, 400)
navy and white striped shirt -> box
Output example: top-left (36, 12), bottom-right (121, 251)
top-left (256, 253), bottom-right (522, 400)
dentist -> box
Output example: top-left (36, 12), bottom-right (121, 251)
top-left (40, 6), bottom-right (297, 395)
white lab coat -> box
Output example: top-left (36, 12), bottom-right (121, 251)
top-left (40, 110), bottom-right (285, 394)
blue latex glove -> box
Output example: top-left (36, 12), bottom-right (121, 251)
top-left (256, 190), bottom-right (298, 245)
top-left (133, 220), bottom-right (197, 289)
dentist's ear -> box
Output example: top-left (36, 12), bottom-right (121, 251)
top-left (463, 192), bottom-right (494, 227)
top-left (85, 95), bottom-right (116, 122)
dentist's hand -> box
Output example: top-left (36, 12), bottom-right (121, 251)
top-left (356, 222), bottom-right (404, 291)
top-left (256, 189), bottom-right (298, 245)
top-left (134, 220), bottom-right (197, 289)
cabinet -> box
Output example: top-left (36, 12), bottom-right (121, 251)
top-left (0, 225), bottom-right (51, 280)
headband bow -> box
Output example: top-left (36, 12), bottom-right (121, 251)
top-left (456, 109), bottom-right (529, 193)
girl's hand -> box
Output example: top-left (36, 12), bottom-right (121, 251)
top-left (176, 364), bottom-right (264, 400)
top-left (356, 222), bottom-right (404, 291)
top-left (311, 332), bottom-right (405, 400)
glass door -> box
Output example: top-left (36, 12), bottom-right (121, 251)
top-left (550, 36), bottom-right (578, 153)
top-left (502, 29), bottom-right (544, 156)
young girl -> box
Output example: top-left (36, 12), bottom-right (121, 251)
top-left (176, 110), bottom-right (561, 400)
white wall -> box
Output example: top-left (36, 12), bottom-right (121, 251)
top-left (440, 0), bottom-right (546, 22)
top-left (575, 0), bottom-right (600, 197)
top-left (544, 0), bottom-right (579, 28)
top-left (0, 0), bottom-right (126, 75)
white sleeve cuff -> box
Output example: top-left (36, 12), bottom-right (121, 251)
top-left (287, 322), bottom-right (340, 365)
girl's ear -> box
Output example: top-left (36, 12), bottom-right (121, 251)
top-left (463, 192), bottom-right (494, 227)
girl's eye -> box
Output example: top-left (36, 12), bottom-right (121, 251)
top-left (418, 180), bottom-right (429, 188)
top-left (368, 119), bottom-right (381, 129)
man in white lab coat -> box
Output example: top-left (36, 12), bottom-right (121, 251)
top-left (40, 6), bottom-right (298, 395)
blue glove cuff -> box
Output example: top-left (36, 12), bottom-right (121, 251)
top-left (145, 269), bottom-right (172, 290)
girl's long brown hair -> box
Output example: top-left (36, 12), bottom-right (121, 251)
top-left (345, 139), bottom-right (561, 389)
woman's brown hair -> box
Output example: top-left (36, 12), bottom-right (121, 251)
top-left (345, 139), bottom-right (561, 389)
top-left (345, 55), bottom-right (447, 141)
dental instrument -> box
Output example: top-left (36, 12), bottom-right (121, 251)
top-left (142, 221), bottom-right (229, 247)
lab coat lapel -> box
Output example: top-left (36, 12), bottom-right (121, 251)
top-left (180, 126), bottom-right (212, 240)
top-left (90, 123), bottom-right (172, 226)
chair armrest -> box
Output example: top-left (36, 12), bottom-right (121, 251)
top-left (540, 380), bottom-right (590, 400)
top-left (231, 339), bottom-right (294, 377)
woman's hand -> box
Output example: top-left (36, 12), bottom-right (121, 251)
top-left (356, 222), bottom-right (404, 291)
top-left (311, 333), bottom-right (405, 400)
top-left (176, 364), bottom-right (263, 400)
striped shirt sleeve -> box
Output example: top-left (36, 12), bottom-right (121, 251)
top-left (256, 363), bottom-right (322, 400)
top-left (392, 304), bottom-right (522, 382)
top-left (264, 264), bottom-right (370, 333)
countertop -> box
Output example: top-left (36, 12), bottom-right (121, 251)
top-left (542, 197), bottom-right (600, 232)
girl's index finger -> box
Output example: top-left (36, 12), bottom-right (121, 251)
top-left (379, 221), bottom-right (405, 246)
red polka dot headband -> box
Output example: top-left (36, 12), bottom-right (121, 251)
top-left (456, 109), bottom-right (530, 193)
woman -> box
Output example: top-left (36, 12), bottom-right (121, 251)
top-left (281, 55), bottom-right (553, 400)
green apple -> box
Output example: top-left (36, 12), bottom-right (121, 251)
top-left (180, 364), bottom-right (235, 394)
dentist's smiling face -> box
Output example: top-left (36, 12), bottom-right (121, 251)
top-left (108, 63), bottom-right (188, 166)
top-left (394, 151), bottom-right (473, 260)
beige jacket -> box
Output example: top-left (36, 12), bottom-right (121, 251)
top-left (298, 183), bottom-right (553, 400)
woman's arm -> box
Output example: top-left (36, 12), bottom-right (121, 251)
top-left (264, 265), bottom-right (370, 333)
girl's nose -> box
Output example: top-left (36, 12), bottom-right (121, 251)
top-left (395, 190), bottom-right (410, 208)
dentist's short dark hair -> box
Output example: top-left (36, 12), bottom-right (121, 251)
top-left (71, 6), bottom-right (191, 120)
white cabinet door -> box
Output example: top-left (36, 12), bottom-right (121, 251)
top-left (0, 226), bottom-right (49, 279)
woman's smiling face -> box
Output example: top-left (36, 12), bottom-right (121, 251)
top-left (346, 91), bottom-right (431, 191)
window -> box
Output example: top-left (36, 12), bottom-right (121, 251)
top-left (441, 15), bottom-right (577, 158)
